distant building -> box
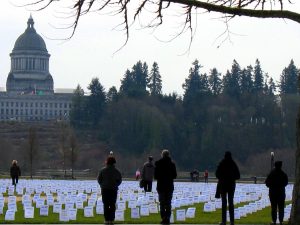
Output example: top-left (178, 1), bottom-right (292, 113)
top-left (0, 16), bottom-right (73, 121)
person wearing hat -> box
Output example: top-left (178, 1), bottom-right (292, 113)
top-left (10, 160), bottom-right (21, 186)
top-left (215, 151), bottom-right (240, 225)
top-left (141, 156), bottom-right (155, 192)
top-left (265, 161), bottom-right (288, 225)
top-left (97, 156), bottom-right (122, 224)
top-left (154, 149), bottom-right (177, 224)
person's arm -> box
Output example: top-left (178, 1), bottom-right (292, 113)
top-left (284, 173), bottom-right (288, 187)
top-left (265, 173), bottom-right (271, 187)
top-left (234, 162), bottom-right (240, 180)
top-left (116, 170), bottom-right (122, 186)
top-left (172, 163), bottom-right (177, 179)
top-left (97, 170), bottom-right (103, 186)
top-left (154, 162), bottom-right (159, 180)
top-left (141, 164), bottom-right (146, 180)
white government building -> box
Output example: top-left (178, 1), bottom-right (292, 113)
top-left (0, 16), bottom-right (73, 121)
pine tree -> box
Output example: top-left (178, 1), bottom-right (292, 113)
top-left (87, 77), bottom-right (106, 125)
top-left (148, 62), bottom-right (162, 96)
top-left (70, 84), bottom-right (85, 126)
top-left (208, 68), bottom-right (222, 96)
top-left (253, 59), bottom-right (264, 93)
top-left (280, 59), bottom-right (299, 94)
top-left (223, 60), bottom-right (241, 98)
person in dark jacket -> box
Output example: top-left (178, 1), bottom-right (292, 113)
top-left (97, 156), bottom-right (122, 224)
top-left (215, 151), bottom-right (240, 225)
top-left (141, 156), bottom-right (155, 192)
top-left (265, 161), bottom-right (288, 225)
top-left (10, 160), bottom-right (21, 186)
top-left (154, 149), bottom-right (177, 224)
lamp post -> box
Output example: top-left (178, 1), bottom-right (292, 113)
top-left (270, 151), bottom-right (275, 170)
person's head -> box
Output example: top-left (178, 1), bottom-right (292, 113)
top-left (275, 161), bottom-right (283, 169)
top-left (106, 156), bottom-right (116, 166)
top-left (161, 149), bottom-right (170, 158)
top-left (148, 156), bottom-right (153, 162)
top-left (12, 160), bottom-right (17, 165)
top-left (224, 151), bottom-right (232, 160)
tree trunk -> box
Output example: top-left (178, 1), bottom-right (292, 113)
top-left (290, 109), bottom-right (300, 224)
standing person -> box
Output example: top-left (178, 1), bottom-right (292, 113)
top-left (265, 161), bottom-right (288, 225)
top-left (10, 160), bottom-right (21, 186)
top-left (97, 156), bottom-right (122, 224)
top-left (154, 149), bottom-right (177, 224)
top-left (204, 170), bottom-right (209, 183)
top-left (141, 156), bottom-right (155, 192)
top-left (215, 151), bottom-right (240, 225)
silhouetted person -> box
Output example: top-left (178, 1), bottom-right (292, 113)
top-left (142, 156), bottom-right (155, 192)
top-left (97, 156), bottom-right (122, 224)
top-left (155, 149), bottom-right (177, 224)
top-left (204, 170), bottom-right (209, 183)
top-left (265, 161), bottom-right (288, 225)
top-left (10, 160), bottom-right (21, 186)
top-left (215, 151), bottom-right (240, 225)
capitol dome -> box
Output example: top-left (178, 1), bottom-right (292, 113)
top-left (13, 15), bottom-right (47, 52)
top-left (6, 15), bottom-right (53, 95)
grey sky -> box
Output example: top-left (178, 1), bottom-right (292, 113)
top-left (1, 0), bottom-right (300, 95)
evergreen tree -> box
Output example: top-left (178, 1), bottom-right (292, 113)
top-left (223, 60), bottom-right (241, 98)
top-left (182, 59), bottom-right (202, 102)
top-left (253, 59), bottom-right (264, 93)
top-left (107, 86), bottom-right (118, 102)
top-left (70, 84), bottom-right (85, 126)
top-left (120, 69), bottom-right (134, 95)
top-left (120, 61), bottom-right (149, 97)
top-left (240, 66), bottom-right (253, 94)
top-left (268, 77), bottom-right (276, 96)
top-left (87, 77), bottom-right (106, 126)
top-left (148, 62), bottom-right (162, 96)
top-left (209, 68), bottom-right (222, 96)
top-left (280, 59), bottom-right (299, 94)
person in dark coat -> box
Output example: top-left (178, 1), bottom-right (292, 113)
top-left (141, 156), bottom-right (155, 192)
top-left (265, 161), bottom-right (288, 225)
top-left (154, 149), bottom-right (177, 224)
top-left (10, 160), bottom-right (21, 186)
top-left (215, 151), bottom-right (240, 225)
top-left (97, 156), bottom-right (122, 224)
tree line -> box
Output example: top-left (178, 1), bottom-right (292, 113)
top-left (70, 59), bottom-right (299, 172)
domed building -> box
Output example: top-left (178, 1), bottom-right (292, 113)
top-left (7, 15), bottom-right (53, 94)
top-left (0, 16), bottom-right (72, 121)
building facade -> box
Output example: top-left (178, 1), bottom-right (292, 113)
top-left (0, 16), bottom-right (73, 121)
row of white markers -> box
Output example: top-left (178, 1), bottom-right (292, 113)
top-left (0, 179), bottom-right (293, 222)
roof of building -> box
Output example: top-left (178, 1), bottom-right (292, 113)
top-left (13, 15), bottom-right (47, 52)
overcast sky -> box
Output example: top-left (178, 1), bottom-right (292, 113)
top-left (1, 0), bottom-right (300, 95)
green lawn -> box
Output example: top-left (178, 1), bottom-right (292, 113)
top-left (0, 201), bottom-right (290, 224)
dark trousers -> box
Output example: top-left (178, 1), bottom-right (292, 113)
top-left (221, 185), bottom-right (235, 224)
top-left (158, 190), bottom-right (173, 223)
top-left (12, 176), bottom-right (19, 186)
top-left (269, 192), bottom-right (285, 223)
top-left (101, 188), bottom-right (118, 222)
top-left (143, 180), bottom-right (153, 192)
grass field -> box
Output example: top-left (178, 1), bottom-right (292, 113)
top-left (0, 200), bottom-right (290, 224)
